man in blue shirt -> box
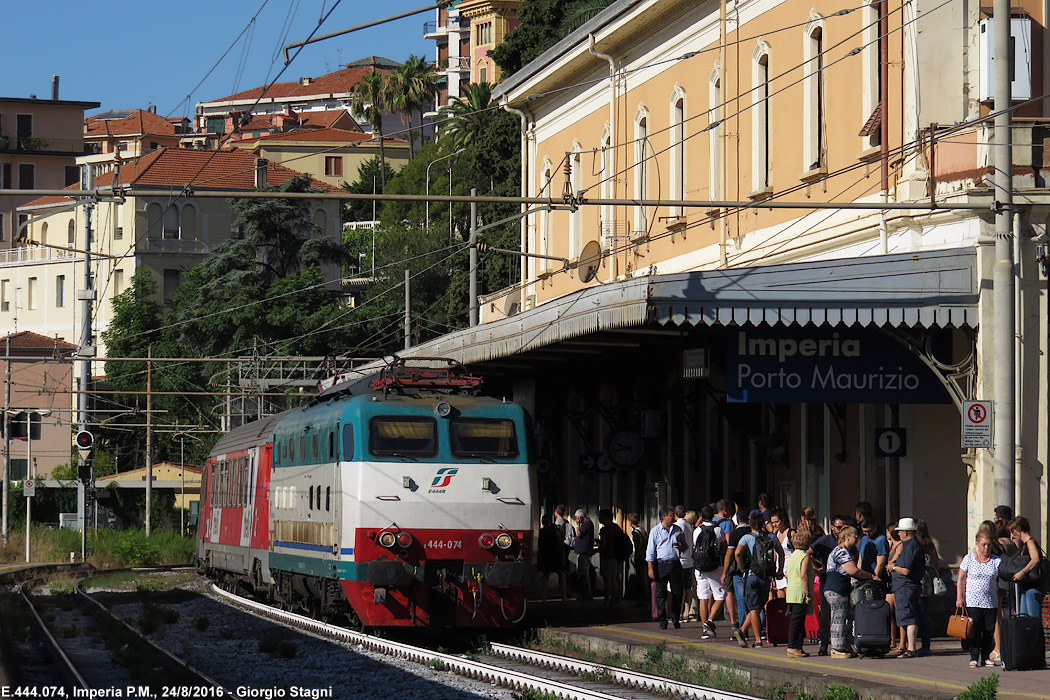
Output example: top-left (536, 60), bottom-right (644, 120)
top-left (858, 518), bottom-right (888, 578)
top-left (733, 512), bottom-right (784, 647)
top-left (646, 506), bottom-right (685, 630)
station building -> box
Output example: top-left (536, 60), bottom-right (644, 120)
top-left (377, 0), bottom-right (1049, 562)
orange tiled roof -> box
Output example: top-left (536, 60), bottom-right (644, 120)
top-left (19, 183), bottom-right (80, 209)
top-left (299, 110), bottom-right (360, 130)
top-left (112, 148), bottom-right (339, 192)
top-left (85, 109), bottom-right (177, 138)
top-left (207, 63), bottom-right (398, 103)
top-left (0, 331), bottom-right (77, 352)
top-left (247, 127), bottom-right (402, 145)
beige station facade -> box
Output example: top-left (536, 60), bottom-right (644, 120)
top-left (371, 0), bottom-right (1050, 563)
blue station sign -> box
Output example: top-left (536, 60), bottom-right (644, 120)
top-left (727, 326), bottom-right (950, 404)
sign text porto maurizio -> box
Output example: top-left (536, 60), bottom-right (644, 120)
top-left (727, 326), bottom-right (950, 404)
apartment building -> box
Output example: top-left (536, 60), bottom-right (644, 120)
top-left (7, 149), bottom-right (341, 361)
top-left (1, 331), bottom-right (76, 479)
top-left (423, 0), bottom-right (522, 110)
top-left (0, 79), bottom-right (99, 249)
top-left (230, 127), bottom-right (410, 190)
top-left (83, 108), bottom-right (187, 158)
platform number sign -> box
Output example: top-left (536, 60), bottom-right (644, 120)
top-left (962, 400), bottom-right (994, 449)
top-left (874, 428), bottom-right (906, 458)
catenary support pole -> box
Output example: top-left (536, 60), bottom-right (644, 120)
top-left (404, 270), bottom-right (411, 350)
top-left (992, 0), bottom-right (1015, 510)
top-left (146, 345), bottom-right (153, 535)
top-left (3, 335), bottom-right (9, 548)
top-left (25, 418), bottom-right (31, 562)
top-left (469, 188), bottom-right (478, 327)
top-left (78, 164), bottom-right (94, 561)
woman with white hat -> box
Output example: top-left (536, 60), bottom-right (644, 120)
top-left (886, 517), bottom-right (923, 658)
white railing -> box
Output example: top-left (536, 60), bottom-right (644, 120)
top-left (0, 246), bottom-right (76, 266)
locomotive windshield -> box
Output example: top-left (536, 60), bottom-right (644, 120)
top-left (449, 418), bottom-right (519, 459)
top-left (369, 416), bottom-right (438, 457)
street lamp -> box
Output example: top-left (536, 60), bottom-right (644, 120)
top-left (425, 148), bottom-right (465, 233)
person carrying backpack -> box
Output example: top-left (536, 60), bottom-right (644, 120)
top-left (733, 511), bottom-right (785, 647)
top-left (693, 505), bottom-right (726, 639)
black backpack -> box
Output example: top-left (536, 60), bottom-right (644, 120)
top-left (750, 533), bottom-right (777, 578)
top-left (693, 524), bottom-right (721, 572)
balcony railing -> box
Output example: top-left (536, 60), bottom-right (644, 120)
top-left (0, 246), bottom-right (76, 267)
top-left (0, 135), bottom-right (86, 154)
top-left (139, 237), bottom-right (209, 255)
top-left (445, 56), bottom-right (470, 71)
top-left (423, 21), bottom-right (447, 37)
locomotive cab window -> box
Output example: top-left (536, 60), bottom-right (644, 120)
top-left (369, 416), bottom-right (438, 457)
top-left (449, 418), bottom-right (519, 459)
top-left (341, 424), bottom-right (354, 460)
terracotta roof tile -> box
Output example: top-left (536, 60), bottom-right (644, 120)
top-left (247, 127), bottom-right (401, 144)
top-left (207, 64), bottom-right (398, 103)
top-left (0, 331), bottom-right (77, 352)
top-left (85, 109), bottom-right (177, 138)
top-left (114, 148), bottom-right (339, 192)
top-left (299, 110), bottom-right (360, 130)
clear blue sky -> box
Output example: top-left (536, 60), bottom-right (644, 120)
top-left (5, 1), bottom-right (433, 117)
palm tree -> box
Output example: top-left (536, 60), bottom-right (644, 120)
top-left (438, 82), bottom-right (495, 151)
top-left (349, 69), bottom-right (392, 190)
top-left (390, 55), bottom-right (437, 158)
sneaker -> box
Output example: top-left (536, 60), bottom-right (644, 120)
top-left (704, 620), bottom-right (717, 637)
top-left (701, 631), bottom-right (712, 640)
top-left (735, 629), bottom-right (748, 648)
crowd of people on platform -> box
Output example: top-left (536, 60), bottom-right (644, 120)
top-left (536, 496), bottom-right (1048, 668)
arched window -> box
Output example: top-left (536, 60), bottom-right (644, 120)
top-left (40, 221), bottom-right (48, 245)
top-left (312, 208), bottom-right (328, 238)
top-left (181, 204), bottom-right (197, 241)
top-left (709, 64), bottom-right (723, 205)
top-left (600, 124), bottom-right (613, 251)
top-left (634, 104), bottom-right (650, 235)
top-left (539, 159), bottom-right (553, 273)
top-left (751, 42), bottom-right (772, 196)
top-left (147, 202), bottom-right (163, 237)
top-left (67, 219), bottom-right (75, 245)
top-left (804, 15), bottom-right (826, 172)
top-left (670, 86), bottom-right (686, 219)
top-left (861, 1), bottom-right (882, 150)
top-left (163, 205), bottom-right (179, 239)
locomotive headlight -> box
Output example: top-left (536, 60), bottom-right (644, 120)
top-left (378, 532), bottom-right (397, 548)
top-left (495, 533), bottom-right (514, 550)
top-left (396, 531), bottom-right (413, 548)
top-left (434, 401), bottom-right (452, 418)
top-left (479, 533), bottom-right (496, 549)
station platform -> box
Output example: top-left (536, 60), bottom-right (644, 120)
top-left (523, 598), bottom-right (1050, 700)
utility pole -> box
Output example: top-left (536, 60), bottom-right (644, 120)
top-left (404, 270), bottom-right (411, 350)
top-left (469, 187), bottom-right (478, 327)
top-left (78, 164), bottom-right (94, 561)
top-left (2, 334), bottom-right (10, 547)
top-left (992, 0), bottom-right (1015, 509)
top-left (146, 345), bottom-right (153, 535)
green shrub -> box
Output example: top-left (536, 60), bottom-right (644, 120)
top-left (425, 658), bottom-right (445, 671)
top-left (822, 684), bottom-right (859, 700)
top-left (957, 674), bottom-right (998, 700)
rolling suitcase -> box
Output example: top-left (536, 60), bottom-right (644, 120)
top-left (1001, 584), bottom-right (1046, 671)
top-left (853, 599), bottom-right (892, 657)
top-left (805, 577), bottom-right (821, 642)
top-left (765, 596), bottom-right (790, 646)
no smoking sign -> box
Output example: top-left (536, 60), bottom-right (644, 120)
top-left (962, 400), bottom-right (994, 449)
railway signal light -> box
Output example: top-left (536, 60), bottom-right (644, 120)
top-left (75, 430), bottom-right (94, 450)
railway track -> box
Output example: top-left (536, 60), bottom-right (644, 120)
top-left (212, 585), bottom-right (768, 700)
top-left (3, 567), bottom-right (223, 693)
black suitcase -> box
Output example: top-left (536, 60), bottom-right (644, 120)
top-left (853, 599), bottom-right (892, 657)
top-left (1001, 584), bottom-right (1046, 671)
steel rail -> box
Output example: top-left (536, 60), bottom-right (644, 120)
top-left (18, 585), bottom-right (89, 690)
top-left (211, 585), bottom-right (764, 700)
top-left (489, 643), bottom-right (763, 700)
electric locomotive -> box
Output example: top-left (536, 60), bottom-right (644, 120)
top-left (197, 360), bottom-right (536, 628)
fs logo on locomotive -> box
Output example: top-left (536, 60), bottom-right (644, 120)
top-left (429, 467), bottom-right (459, 492)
